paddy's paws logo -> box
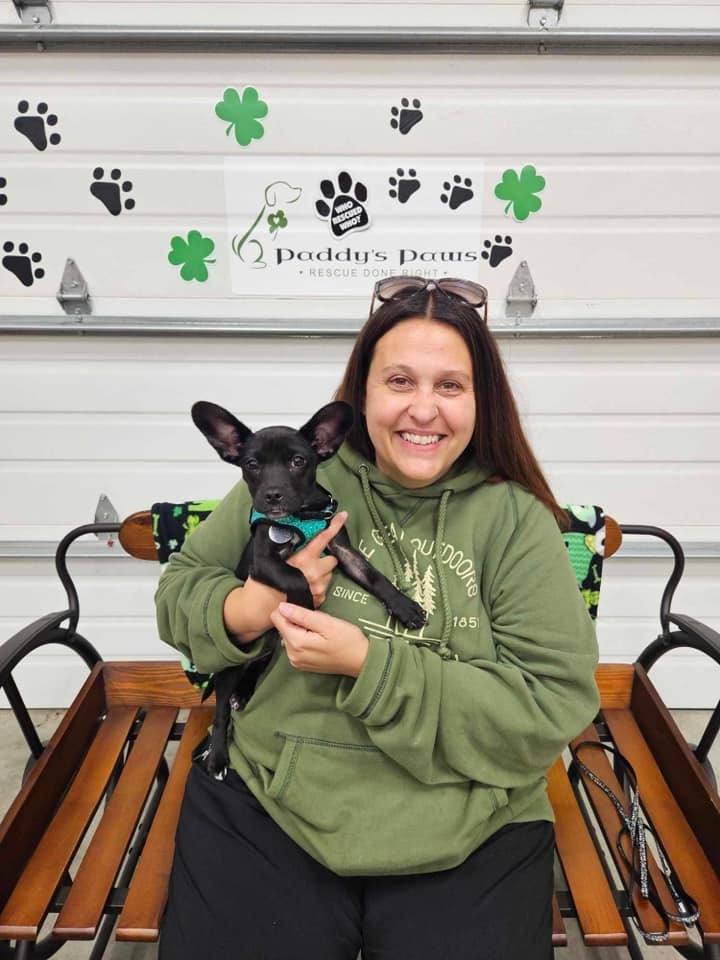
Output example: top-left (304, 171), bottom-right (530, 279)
top-left (232, 180), bottom-right (303, 268)
top-left (482, 235), bottom-right (513, 268)
top-left (315, 171), bottom-right (370, 238)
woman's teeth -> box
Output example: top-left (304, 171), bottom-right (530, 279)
top-left (400, 433), bottom-right (441, 445)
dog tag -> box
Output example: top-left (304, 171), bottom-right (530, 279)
top-left (269, 524), bottom-right (294, 544)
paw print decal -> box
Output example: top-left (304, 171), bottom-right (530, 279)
top-left (2, 241), bottom-right (45, 287)
top-left (388, 168), bottom-right (420, 204)
top-left (315, 172), bottom-right (370, 238)
top-left (390, 98), bottom-right (423, 135)
top-left (0, 177), bottom-right (7, 207)
top-left (215, 86), bottom-right (268, 146)
top-left (168, 230), bottom-right (216, 282)
top-left (14, 101), bottom-right (61, 151)
top-left (90, 167), bottom-right (135, 216)
top-left (440, 175), bottom-right (474, 210)
top-left (482, 235), bottom-right (513, 268)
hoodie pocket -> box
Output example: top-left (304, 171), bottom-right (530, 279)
top-left (264, 733), bottom-right (510, 873)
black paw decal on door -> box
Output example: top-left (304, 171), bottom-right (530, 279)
top-left (315, 172), bottom-right (370, 237)
top-left (14, 101), bottom-right (61, 151)
top-left (0, 177), bottom-right (7, 207)
top-left (390, 98), bottom-right (423, 135)
top-left (482, 235), bottom-right (513, 268)
top-left (440, 175), bottom-right (474, 210)
top-left (388, 168), bottom-right (420, 204)
top-left (2, 241), bottom-right (45, 287)
top-left (90, 167), bottom-right (136, 215)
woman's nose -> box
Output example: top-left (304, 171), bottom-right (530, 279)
top-left (408, 392), bottom-right (439, 422)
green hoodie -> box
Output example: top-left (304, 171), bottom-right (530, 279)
top-left (155, 444), bottom-right (599, 876)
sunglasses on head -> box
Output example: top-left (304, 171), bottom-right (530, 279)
top-left (369, 276), bottom-right (488, 323)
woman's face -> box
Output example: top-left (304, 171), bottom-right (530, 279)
top-left (364, 317), bottom-right (476, 488)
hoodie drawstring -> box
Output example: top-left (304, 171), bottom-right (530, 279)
top-left (358, 464), bottom-right (457, 659)
top-left (434, 489), bottom-right (455, 656)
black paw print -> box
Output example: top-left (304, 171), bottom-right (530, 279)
top-left (2, 241), bottom-right (45, 287)
top-left (440, 175), bottom-right (474, 211)
top-left (90, 167), bottom-right (135, 216)
top-left (315, 172), bottom-right (370, 238)
top-left (0, 177), bottom-right (7, 207)
top-left (14, 101), bottom-right (61, 152)
top-left (482, 235), bottom-right (513, 268)
top-left (390, 98), bottom-right (423, 135)
top-left (388, 168), bottom-right (420, 204)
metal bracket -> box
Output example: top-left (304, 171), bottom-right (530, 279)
top-left (505, 261), bottom-right (538, 319)
top-left (12, 0), bottom-right (52, 24)
top-left (57, 258), bottom-right (92, 316)
top-left (95, 494), bottom-right (119, 543)
top-left (527, 0), bottom-right (564, 29)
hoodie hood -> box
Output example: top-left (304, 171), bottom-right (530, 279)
top-left (335, 442), bottom-right (494, 502)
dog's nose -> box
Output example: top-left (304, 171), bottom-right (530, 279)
top-left (264, 490), bottom-right (283, 505)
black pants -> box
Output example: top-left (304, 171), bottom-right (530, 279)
top-left (160, 762), bottom-right (555, 960)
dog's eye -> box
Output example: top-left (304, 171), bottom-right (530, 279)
top-left (243, 458), bottom-right (259, 472)
top-left (290, 455), bottom-right (306, 468)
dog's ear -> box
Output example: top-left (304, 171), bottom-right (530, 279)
top-left (299, 401), bottom-right (354, 461)
top-left (191, 401), bottom-right (253, 466)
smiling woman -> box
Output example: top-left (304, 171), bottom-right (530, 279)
top-left (156, 276), bottom-right (599, 960)
top-left (363, 317), bottom-right (476, 488)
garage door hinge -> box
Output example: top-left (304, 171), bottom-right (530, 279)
top-left (527, 0), bottom-right (564, 29)
top-left (57, 258), bottom-right (92, 315)
top-left (506, 261), bottom-right (538, 320)
top-left (13, 0), bottom-right (53, 25)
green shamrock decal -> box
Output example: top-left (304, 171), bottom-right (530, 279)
top-left (494, 165), bottom-right (546, 221)
top-left (267, 210), bottom-right (287, 237)
top-left (167, 230), bottom-right (216, 282)
top-left (215, 86), bottom-right (268, 146)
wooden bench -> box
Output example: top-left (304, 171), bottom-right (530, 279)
top-left (1, 511), bottom-right (719, 958)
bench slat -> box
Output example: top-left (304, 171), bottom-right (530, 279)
top-left (53, 707), bottom-right (178, 940)
top-left (631, 665), bottom-right (720, 877)
top-left (548, 756), bottom-right (626, 946)
top-left (0, 706), bottom-right (138, 940)
top-left (104, 660), bottom-right (215, 708)
top-left (571, 724), bottom-right (690, 946)
top-left (0, 665), bottom-right (105, 915)
top-left (116, 706), bottom-right (214, 941)
top-left (604, 707), bottom-right (720, 942)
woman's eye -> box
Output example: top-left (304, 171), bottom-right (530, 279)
top-left (440, 381), bottom-right (462, 393)
top-left (291, 455), bottom-right (306, 468)
top-left (388, 376), bottom-right (410, 388)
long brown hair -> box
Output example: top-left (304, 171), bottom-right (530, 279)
top-left (334, 286), bottom-right (569, 528)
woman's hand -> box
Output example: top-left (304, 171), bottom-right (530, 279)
top-left (270, 602), bottom-right (369, 678)
top-left (286, 510), bottom-right (347, 608)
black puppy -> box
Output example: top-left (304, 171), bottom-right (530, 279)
top-left (191, 399), bottom-right (427, 778)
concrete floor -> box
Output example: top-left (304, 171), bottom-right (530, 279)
top-left (1, 708), bottom-right (717, 960)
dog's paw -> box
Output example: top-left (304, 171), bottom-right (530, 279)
top-left (204, 745), bottom-right (230, 780)
top-left (393, 597), bottom-right (428, 630)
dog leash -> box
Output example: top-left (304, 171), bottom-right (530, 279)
top-left (572, 740), bottom-right (700, 943)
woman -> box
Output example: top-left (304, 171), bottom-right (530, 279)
top-left (155, 276), bottom-right (599, 959)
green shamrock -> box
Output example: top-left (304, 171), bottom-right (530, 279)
top-left (267, 210), bottom-right (287, 236)
top-left (215, 86), bottom-right (268, 146)
top-left (494, 165), bottom-right (546, 221)
top-left (167, 230), bottom-right (216, 282)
